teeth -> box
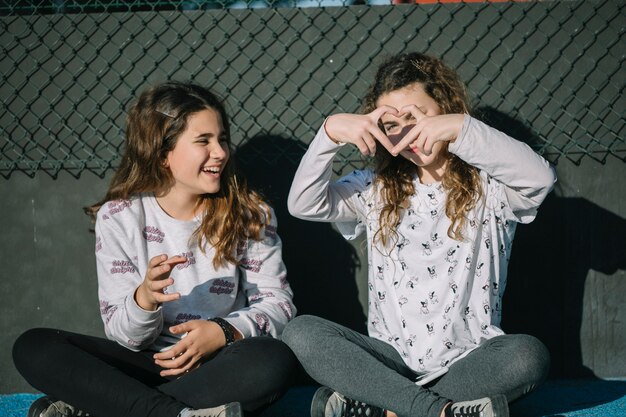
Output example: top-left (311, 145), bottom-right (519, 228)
top-left (203, 167), bottom-right (219, 173)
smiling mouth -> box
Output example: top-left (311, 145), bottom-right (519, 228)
top-left (201, 167), bottom-right (221, 175)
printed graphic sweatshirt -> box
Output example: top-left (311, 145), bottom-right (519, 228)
top-left (95, 194), bottom-right (295, 352)
top-left (288, 115), bottom-right (555, 383)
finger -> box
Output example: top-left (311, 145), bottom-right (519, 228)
top-left (148, 254), bottom-right (168, 268)
top-left (413, 119), bottom-right (432, 155)
top-left (369, 126), bottom-right (395, 154)
top-left (370, 105), bottom-right (399, 121)
top-left (390, 126), bottom-right (421, 156)
top-left (146, 277), bottom-right (174, 292)
top-left (149, 277), bottom-right (174, 291)
top-left (409, 129), bottom-right (429, 155)
top-left (155, 355), bottom-right (186, 370)
top-left (389, 106), bottom-right (428, 155)
top-left (159, 355), bottom-right (196, 376)
top-left (360, 131), bottom-right (378, 156)
top-left (153, 292), bottom-right (180, 303)
top-left (422, 134), bottom-right (436, 156)
top-left (147, 277), bottom-right (180, 303)
top-left (160, 256), bottom-right (188, 267)
top-left (151, 256), bottom-right (189, 282)
top-left (153, 345), bottom-right (185, 362)
top-left (169, 321), bottom-right (193, 335)
top-left (400, 104), bottom-right (426, 121)
top-left (147, 262), bottom-right (174, 282)
top-left (369, 106), bottom-right (405, 154)
top-left (353, 140), bottom-right (372, 156)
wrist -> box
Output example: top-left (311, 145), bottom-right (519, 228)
top-left (134, 285), bottom-right (158, 311)
top-left (323, 117), bottom-right (341, 145)
top-left (208, 317), bottom-right (237, 346)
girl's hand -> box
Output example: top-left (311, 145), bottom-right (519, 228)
top-left (153, 320), bottom-right (232, 377)
top-left (390, 106), bottom-right (464, 156)
top-left (134, 254), bottom-right (187, 311)
top-left (325, 106), bottom-right (399, 156)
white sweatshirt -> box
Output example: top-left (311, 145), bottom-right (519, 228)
top-left (288, 115), bottom-right (556, 383)
top-left (95, 193), bottom-right (295, 352)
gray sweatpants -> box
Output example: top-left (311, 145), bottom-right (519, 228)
top-left (282, 315), bottom-right (550, 417)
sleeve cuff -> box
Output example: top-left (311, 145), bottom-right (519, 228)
top-left (126, 293), bottom-right (162, 325)
top-left (447, 114), bottom-right (471, 155)
top-left (322, 118), bottom-right (346, 148)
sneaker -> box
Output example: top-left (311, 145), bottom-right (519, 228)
top-left (181, 402), bottom-right (243, 417)
top-left (28, 396), bottom-right (90, 417)
top-left (446, 394), bottom-right (509, 417)
top-left (311, 386), bottom-right (384, 417)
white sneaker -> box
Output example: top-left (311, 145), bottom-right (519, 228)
top-left (28, 396), bottom-right (90, 417)
top-left (447, 395), bottom-right (509, 417)
top-left (310, 386), bottom-right (384, 417)
top-left (181, 402), bottom-right (243, 417)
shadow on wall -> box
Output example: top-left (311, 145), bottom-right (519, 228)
top-left (477, 107), bottom-right (626, 379)
top-left (235, 134), bottom-right (368, 336)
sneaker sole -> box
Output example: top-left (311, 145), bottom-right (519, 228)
top-left (27, 397), bottom-right (54, 417)
top-left (224, 402), bottom-right (243, 417)
top-left (491, 394), bottom-right (509, 417)
top-left (310, 386), bottom-right (334, 417)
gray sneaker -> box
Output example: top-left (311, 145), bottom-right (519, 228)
top-left (447, 394), bottom-right (509, 417)
top-left (183, 402), bottom-right (243, 417)
top-left (28, 396), bottom-right (90, 417)
top-left (310, 386), bottom-right (384, 417)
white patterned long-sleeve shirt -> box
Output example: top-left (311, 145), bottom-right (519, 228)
top-left (95, 193), bottom-right (295, 352)
top-left (288, 115), bottom-right (555, 383)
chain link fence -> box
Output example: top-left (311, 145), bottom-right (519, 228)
top-left (1, 0), bottom-right (624, 178)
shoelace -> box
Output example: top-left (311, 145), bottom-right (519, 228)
top-left (186, 412), bottom-right (225, 417)
top-left (342, 398), bottom-right (384, 417)
top-left (450, 404), bottom-right (484, 417)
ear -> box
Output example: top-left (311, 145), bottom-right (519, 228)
top-left (162, 157), bottom-right (170, 168)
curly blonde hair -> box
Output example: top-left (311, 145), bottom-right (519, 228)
top-left (85, 81), bottom-right (269, 268)
top-left (362, 52), bottom-right (482, 247)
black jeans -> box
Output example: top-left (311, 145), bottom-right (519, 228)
top-left (13, 328), bottom-right (297, 417)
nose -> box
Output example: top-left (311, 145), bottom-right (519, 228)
top-left (210, 141), bottom-right (228, 161)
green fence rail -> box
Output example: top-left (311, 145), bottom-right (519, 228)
top-left (1, 0), bottom-right (624, 178)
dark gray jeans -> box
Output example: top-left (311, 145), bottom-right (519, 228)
top-left (282, 315), bottom-right (550, 417)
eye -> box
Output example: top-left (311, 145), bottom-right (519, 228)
top-left (384, 124), bottom-right (398, 133)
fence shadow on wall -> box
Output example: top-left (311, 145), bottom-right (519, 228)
top-left (477, 107), bottom-right (626, 381)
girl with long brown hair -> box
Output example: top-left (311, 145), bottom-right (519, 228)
top-left (14, 81), bottom-right (297, 417)
top-left (283, 52), bottom-right (556, 417)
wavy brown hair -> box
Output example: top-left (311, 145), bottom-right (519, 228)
top-left (85, 81), bottom-right (269, 268)
top-left (362, 52), bottom-right (482, 246)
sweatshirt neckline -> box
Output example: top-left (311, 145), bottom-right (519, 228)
top-left (145, 193), bottom-right (201, 227)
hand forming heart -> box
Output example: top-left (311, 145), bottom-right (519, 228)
top-left (324, 106), bottom-right (400, 156)
top-left (388, 106), bottom-right (464, 157)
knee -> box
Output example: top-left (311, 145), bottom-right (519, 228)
top-left (239, 337), bottom-right (297, 375)
top-left (281, 315), bottom-right (327, 356)
top-left (235, 338), bottom-right (298, 403)
top-left (504, 334), bottom-right (551, 384)
top-left (256, 337), bottom-right (298, 373)
top-left (13, 328), bottom-right (56, 375)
